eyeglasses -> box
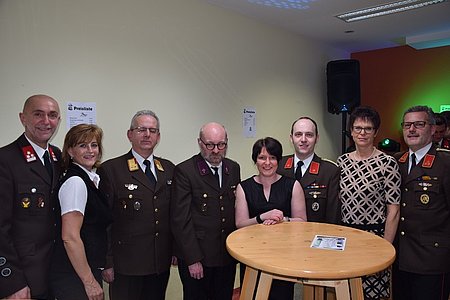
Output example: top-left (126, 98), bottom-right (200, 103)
top-left (199, 139), bottom-right (227, 150)
top-left (401, 121), bottom-right (427, 129)
top-left (352, 126), bottom-right (374, 134)
top-left (131, 127), bottom-right (159, 134)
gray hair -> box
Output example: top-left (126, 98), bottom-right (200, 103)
top-left (130, 110), bottom-right (160, 129)
top-left (403, 105), bottom-right (436, 125)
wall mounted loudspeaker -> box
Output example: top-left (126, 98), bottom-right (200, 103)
top-left (327, 59), bottom-right (361, 114)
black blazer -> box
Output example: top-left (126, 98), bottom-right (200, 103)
top-left (277, 154), bottom-right (341, 224)
top-left (171, 154), bottom-right (240, 267)
top-left (97, 151), bottom-right (175, 275)
top-left (0, 134), bottom-right (61, 298)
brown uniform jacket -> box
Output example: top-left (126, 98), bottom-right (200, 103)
top-left (394, 145), bottom-right (450, 274)
top-left (171, 154), bottom-right (240, 267)
top-left (0, 134), bottom-right (61, 298)
top-left (97, 151), bottom-right (175, 275)
top-left (277, 154), bottom-right (341, 224)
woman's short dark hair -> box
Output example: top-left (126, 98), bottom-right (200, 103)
top-left (252, 137), bottom-right (283, 163)
top-left (62, 124), bottom-right (103, 170)
top-left (349, 106), bottom-right (381, 131)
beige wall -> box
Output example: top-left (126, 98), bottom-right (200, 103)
top-left (0, 1), bottom-right (348, 297)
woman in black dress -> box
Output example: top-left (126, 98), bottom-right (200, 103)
top-left (235, 137), bottom-right (307, 300)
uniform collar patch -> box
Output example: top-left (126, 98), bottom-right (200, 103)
top-left (48, 147), bottom-right (58, 161)
top-left (197, 158), bottom-right (228, 175)
top-left (422, 154), bottom-right (435, 168)
top-left (398, 152), bottom-right (408, 163)
top-left (127, 158), bottom-right (139, 171)
top-left (309, 161), bottom-right (320, 175)
top-left (284, 157), bottom-right (294, 169)
top-left (22, 145), bottom-right (37, 162)
top-left (197, 159), bottom-right (209, 176)
top-left (154, 159), bottom-right (164, 171)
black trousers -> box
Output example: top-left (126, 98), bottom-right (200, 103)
top-left (177, 259), bottom-right (236, 300)
top-left (392, 266), bottom-right (450, 300)
top-left (111, 270), bottom-right (170, 300)
top-left (50, 268), bottom-right (102, 300)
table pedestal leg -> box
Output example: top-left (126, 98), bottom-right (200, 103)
top-left (303, 285), bottom-right (325, 300)
top-left (255, 272), bottom-right (273, 300)
top-left (240, 266), bottom-right (258, 300)
top-left (333, 280), bottom-right (350, 300)
top-left (349, 278), bottom-right (363, 300)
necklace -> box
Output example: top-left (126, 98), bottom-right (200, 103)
top-left (354, 147), bottom-right (376, 161)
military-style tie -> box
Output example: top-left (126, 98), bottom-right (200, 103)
top-left (43, 150), bottom-right (53, 180)
top-left (409, 153), bottom-right (417, 174)
top-left (143, 160), bottom-right (157, 188)
top-left (212, 166), bottom-right (220, 188)
top-left (295, 161), bottom-right (304, 181)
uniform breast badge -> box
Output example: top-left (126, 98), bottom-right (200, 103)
top-left (312, 202), bottom-right (320, 211)
top-left (21, 198), bottom-right (30, 208)
top-left (125, 183), bottom-right (138, 190)
top-left (420, 194), bottom-right (430, 204)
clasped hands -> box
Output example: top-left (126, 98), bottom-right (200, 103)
top-left (259, 209), bottom-right (286, 225)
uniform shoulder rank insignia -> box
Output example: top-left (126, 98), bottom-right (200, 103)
top-left (22, 145), bottom-right (37, 162)
top-left (322, 158), bottom-right (338, 167)
top-left (436, 147), bottom-right (450, 153)
top-left (127, 158), bottom-right (139, 171)
top-left (422, 154), bottom-right (435, 168)
top-left (48, 147), bottom-right (58, 161)
top-left (398, 152), bottom-right (408, 163)
top-left (154, 159), bottom-right (164, 171)
top-left (309, 161), bottom-right (320, 175)
top-left (284, 157), bottom-right (294, 169)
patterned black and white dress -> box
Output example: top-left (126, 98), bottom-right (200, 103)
top-left (337, 151), bottom-right (401, 299)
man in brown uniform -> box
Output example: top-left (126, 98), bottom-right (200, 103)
top-left (277, 117), bottom-right (340, 224)
top-left (393, 105), bottom-right (450, 300)
top-left (97, 110), bottom-right (175, 300)
top-left (171, 122), bottom-right (240, 300)
top-left (0, 95), bottom-right (61, 299)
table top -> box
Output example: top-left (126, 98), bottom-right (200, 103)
top-left (226, 222), bottom-right (396, 280)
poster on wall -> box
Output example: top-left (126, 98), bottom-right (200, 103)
top-left (243, 107), bottom-right (256, 138)
top-left (66, 102), bottom-right (96, 130)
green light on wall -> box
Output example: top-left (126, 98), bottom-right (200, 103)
top-left (394, 73), bottom-right (450, 128)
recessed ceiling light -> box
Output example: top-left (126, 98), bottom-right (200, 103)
top-left (336, 0), bottom-right (447, 22)
top-left (247, 0), bottom-right (315, 10)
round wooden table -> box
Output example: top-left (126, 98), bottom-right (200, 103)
top-left (226, 222), bottom-right (396, 300)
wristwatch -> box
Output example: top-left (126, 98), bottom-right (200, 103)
top-left (256, 214), bottom-right (263, 224)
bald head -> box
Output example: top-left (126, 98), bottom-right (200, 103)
top-left (20, 94), bottom-right (60, 148)
top-left (198, 122), bottom-right (228, 166)
top-left (199, 122), bottom-right (227, 140)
